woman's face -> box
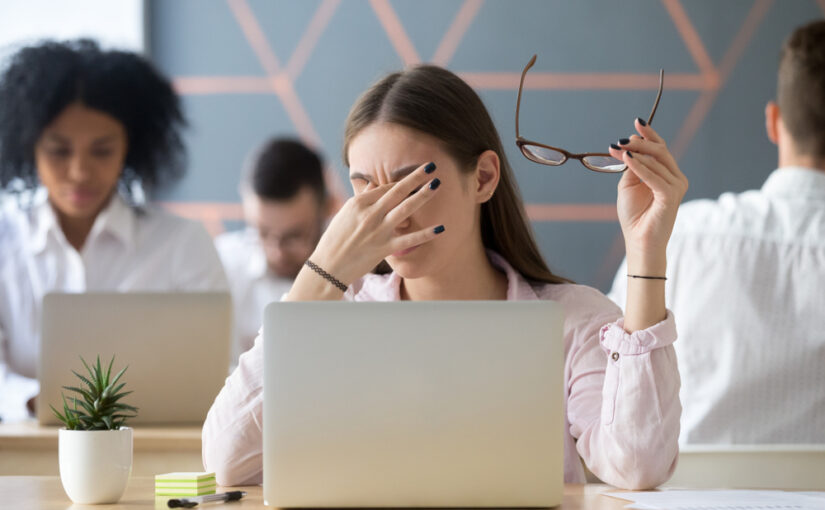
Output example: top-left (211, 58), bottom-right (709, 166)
top-left (347, 122), bottom-right (482, 279)
top-left (35, 102), bottom-right (128, 220)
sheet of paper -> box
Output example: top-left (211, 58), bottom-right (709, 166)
top-left (795, 492), bottom-right (825, 500)
top-left (606, 490), bottom-right (825, 510)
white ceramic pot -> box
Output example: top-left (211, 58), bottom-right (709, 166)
top-left (58, 427), bottom-right (133, 504)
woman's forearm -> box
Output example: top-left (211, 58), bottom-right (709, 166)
top-left (610, 120), bottom-right (687, 333)
top-left (622, 250), bottom-right (667, 332)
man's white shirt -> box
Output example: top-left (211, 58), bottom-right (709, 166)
top-left (214, 228), bottom-right (294, 368)
top-left (609, 167), bottom-right (825, 444)
top-left (0, 192), bottom-right (228, 421)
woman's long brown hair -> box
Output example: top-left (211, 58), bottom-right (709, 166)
top-left (343, 65), bottom-right (569, 285)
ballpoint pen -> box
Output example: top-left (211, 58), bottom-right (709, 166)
top-left (167, 490), bottom-right (246, 508)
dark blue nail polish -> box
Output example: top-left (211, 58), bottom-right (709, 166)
top-left (626, 151), bottom-right (633, 159)
top-left (619, 138), bottom-right (630, 145)
top-left (425, 162), bottom-right (436, 174)
top-left (429, 178), bottom-right (441, 190)
top-left (636, 117), bottom-right (647, 127)
top-left (610, 143), bottom-right (621, 151)
top-left (434, 225), bottom-right (445, 234)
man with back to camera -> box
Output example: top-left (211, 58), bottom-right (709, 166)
top-left (609, 20), bottom-right (825, 444)
top-left (216, 138), bottom-right (331, 366)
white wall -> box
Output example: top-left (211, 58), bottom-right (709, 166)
top-left (0, 0), bottom-right (145, 68)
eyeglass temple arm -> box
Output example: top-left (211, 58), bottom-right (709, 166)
top-left (515, 54), bottom-right (537, 139)
top-left (647, 69), bottom-right (664, 125)
top-left (516, 60), bottom-right (662, 133)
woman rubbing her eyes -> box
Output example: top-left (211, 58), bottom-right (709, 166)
top-left (203, 65), bottom-right (688, 490)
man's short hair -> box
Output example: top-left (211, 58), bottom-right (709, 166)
top-left (778, 20), bottom-right (825, 160)
top-left (243, 138), bottom-right (325, 203)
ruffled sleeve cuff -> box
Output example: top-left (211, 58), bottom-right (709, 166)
top-left (599, 310), bottom-right (677, 356)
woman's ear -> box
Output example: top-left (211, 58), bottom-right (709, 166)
top-left (473, 150), bottom-right (500, 203)
top-left (765, 101), bottom-right (780, 145)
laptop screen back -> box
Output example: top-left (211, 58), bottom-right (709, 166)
top-left (263, 300), bottom-right (563, 507)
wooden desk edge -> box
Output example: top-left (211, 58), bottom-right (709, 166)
top-left (0, 421), bottom-right (202, 451)
top-left (0, 478), bottom-right (621, 510)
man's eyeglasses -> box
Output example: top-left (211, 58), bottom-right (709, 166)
top-left (515, 54), bottom-right (663, 173)
top-left (257, 223), bottom-right (322, 253)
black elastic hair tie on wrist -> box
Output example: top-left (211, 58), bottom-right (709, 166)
top-left (627, 274), bottom-right (667, 280)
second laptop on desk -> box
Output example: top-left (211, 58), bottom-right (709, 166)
top-left (38, 292), bottom-right (232, 426)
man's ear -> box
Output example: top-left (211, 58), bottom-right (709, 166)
top-left (473, 150), bottom-right (501, 203)
top-left (322, 193), bottom-right (340, 219)
top-left (765, 101), bottom-right (780, 145)
top-left (240, 190), bottom-right (261, 225)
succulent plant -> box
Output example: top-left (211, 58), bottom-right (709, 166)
top-left (50, 356), bottom-right (138, 430)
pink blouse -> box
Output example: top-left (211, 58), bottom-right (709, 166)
top-left (202, 252), bottom-right (681, 490)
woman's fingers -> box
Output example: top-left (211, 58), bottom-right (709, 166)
top-left (387, 224), bottom-right (446, 255)
top-left (619, 150), bottom-right (670, 192)
top-left (353, 182), bottom-right (395, 206)
top-left (374, 161), bottom-right (437, 214)
top-left (615, 135), bottom-right (679, 178)
top-left (634, 117), bottom-right (665, 144)
top-left (631, 152), bottom-right (679, 190)
top-left (614, 121), bottom-right (688, 188)
top-left (609, 146), bottom-right (677, 186)
top-left (383, 176), bottom-right (441, 226)
top-left (619, 164), bottom-right (642, 188)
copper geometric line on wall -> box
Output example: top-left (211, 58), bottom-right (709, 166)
top-left (167, 0), bottom-right (776, 236)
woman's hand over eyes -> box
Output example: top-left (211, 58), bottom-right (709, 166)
top-left (307, 161), bottom-right (444, 289)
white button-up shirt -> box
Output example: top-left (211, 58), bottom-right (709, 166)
top-left (609, 167), bottom-right (825, 444)
top-left (214, 229), bottom-right (293, 367)
top-left (0, 192), bottom-right (228, 421)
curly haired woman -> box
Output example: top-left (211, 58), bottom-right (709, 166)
top-left (0, 40), bottom-right (227, 421)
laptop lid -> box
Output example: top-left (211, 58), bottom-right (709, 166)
top-left (263, 301), bottom-right (563, 507)
top-left (38, 292), bottom-right (232, 425)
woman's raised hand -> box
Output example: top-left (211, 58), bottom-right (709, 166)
top-left (609, 119), bottom-right (688, 274)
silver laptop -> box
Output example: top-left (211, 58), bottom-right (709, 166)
top-left (263, 301), bottom-right (564, 507)
top-left (38, 292), bottom-right (232, 425)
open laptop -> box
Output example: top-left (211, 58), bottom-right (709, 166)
top-left (263, 301), bottom-right (564, 507)
top-left (38, 292), bottom-right (232, 425)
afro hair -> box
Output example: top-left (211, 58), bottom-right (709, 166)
top-left (0, 39), bottom-right (186, 199)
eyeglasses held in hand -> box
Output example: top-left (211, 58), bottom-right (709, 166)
top-left (515, 54), bottom-right (663, 173)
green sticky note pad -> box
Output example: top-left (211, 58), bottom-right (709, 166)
top-left (155, 472), bottom-right (216, 483)
top-left (155, 486), bottom-right (217, 497)
top-left (154, 472), bottom-right (217, 496)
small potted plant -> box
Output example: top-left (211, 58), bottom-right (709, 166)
top-left (50, 356), bottom-right (138, 504)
